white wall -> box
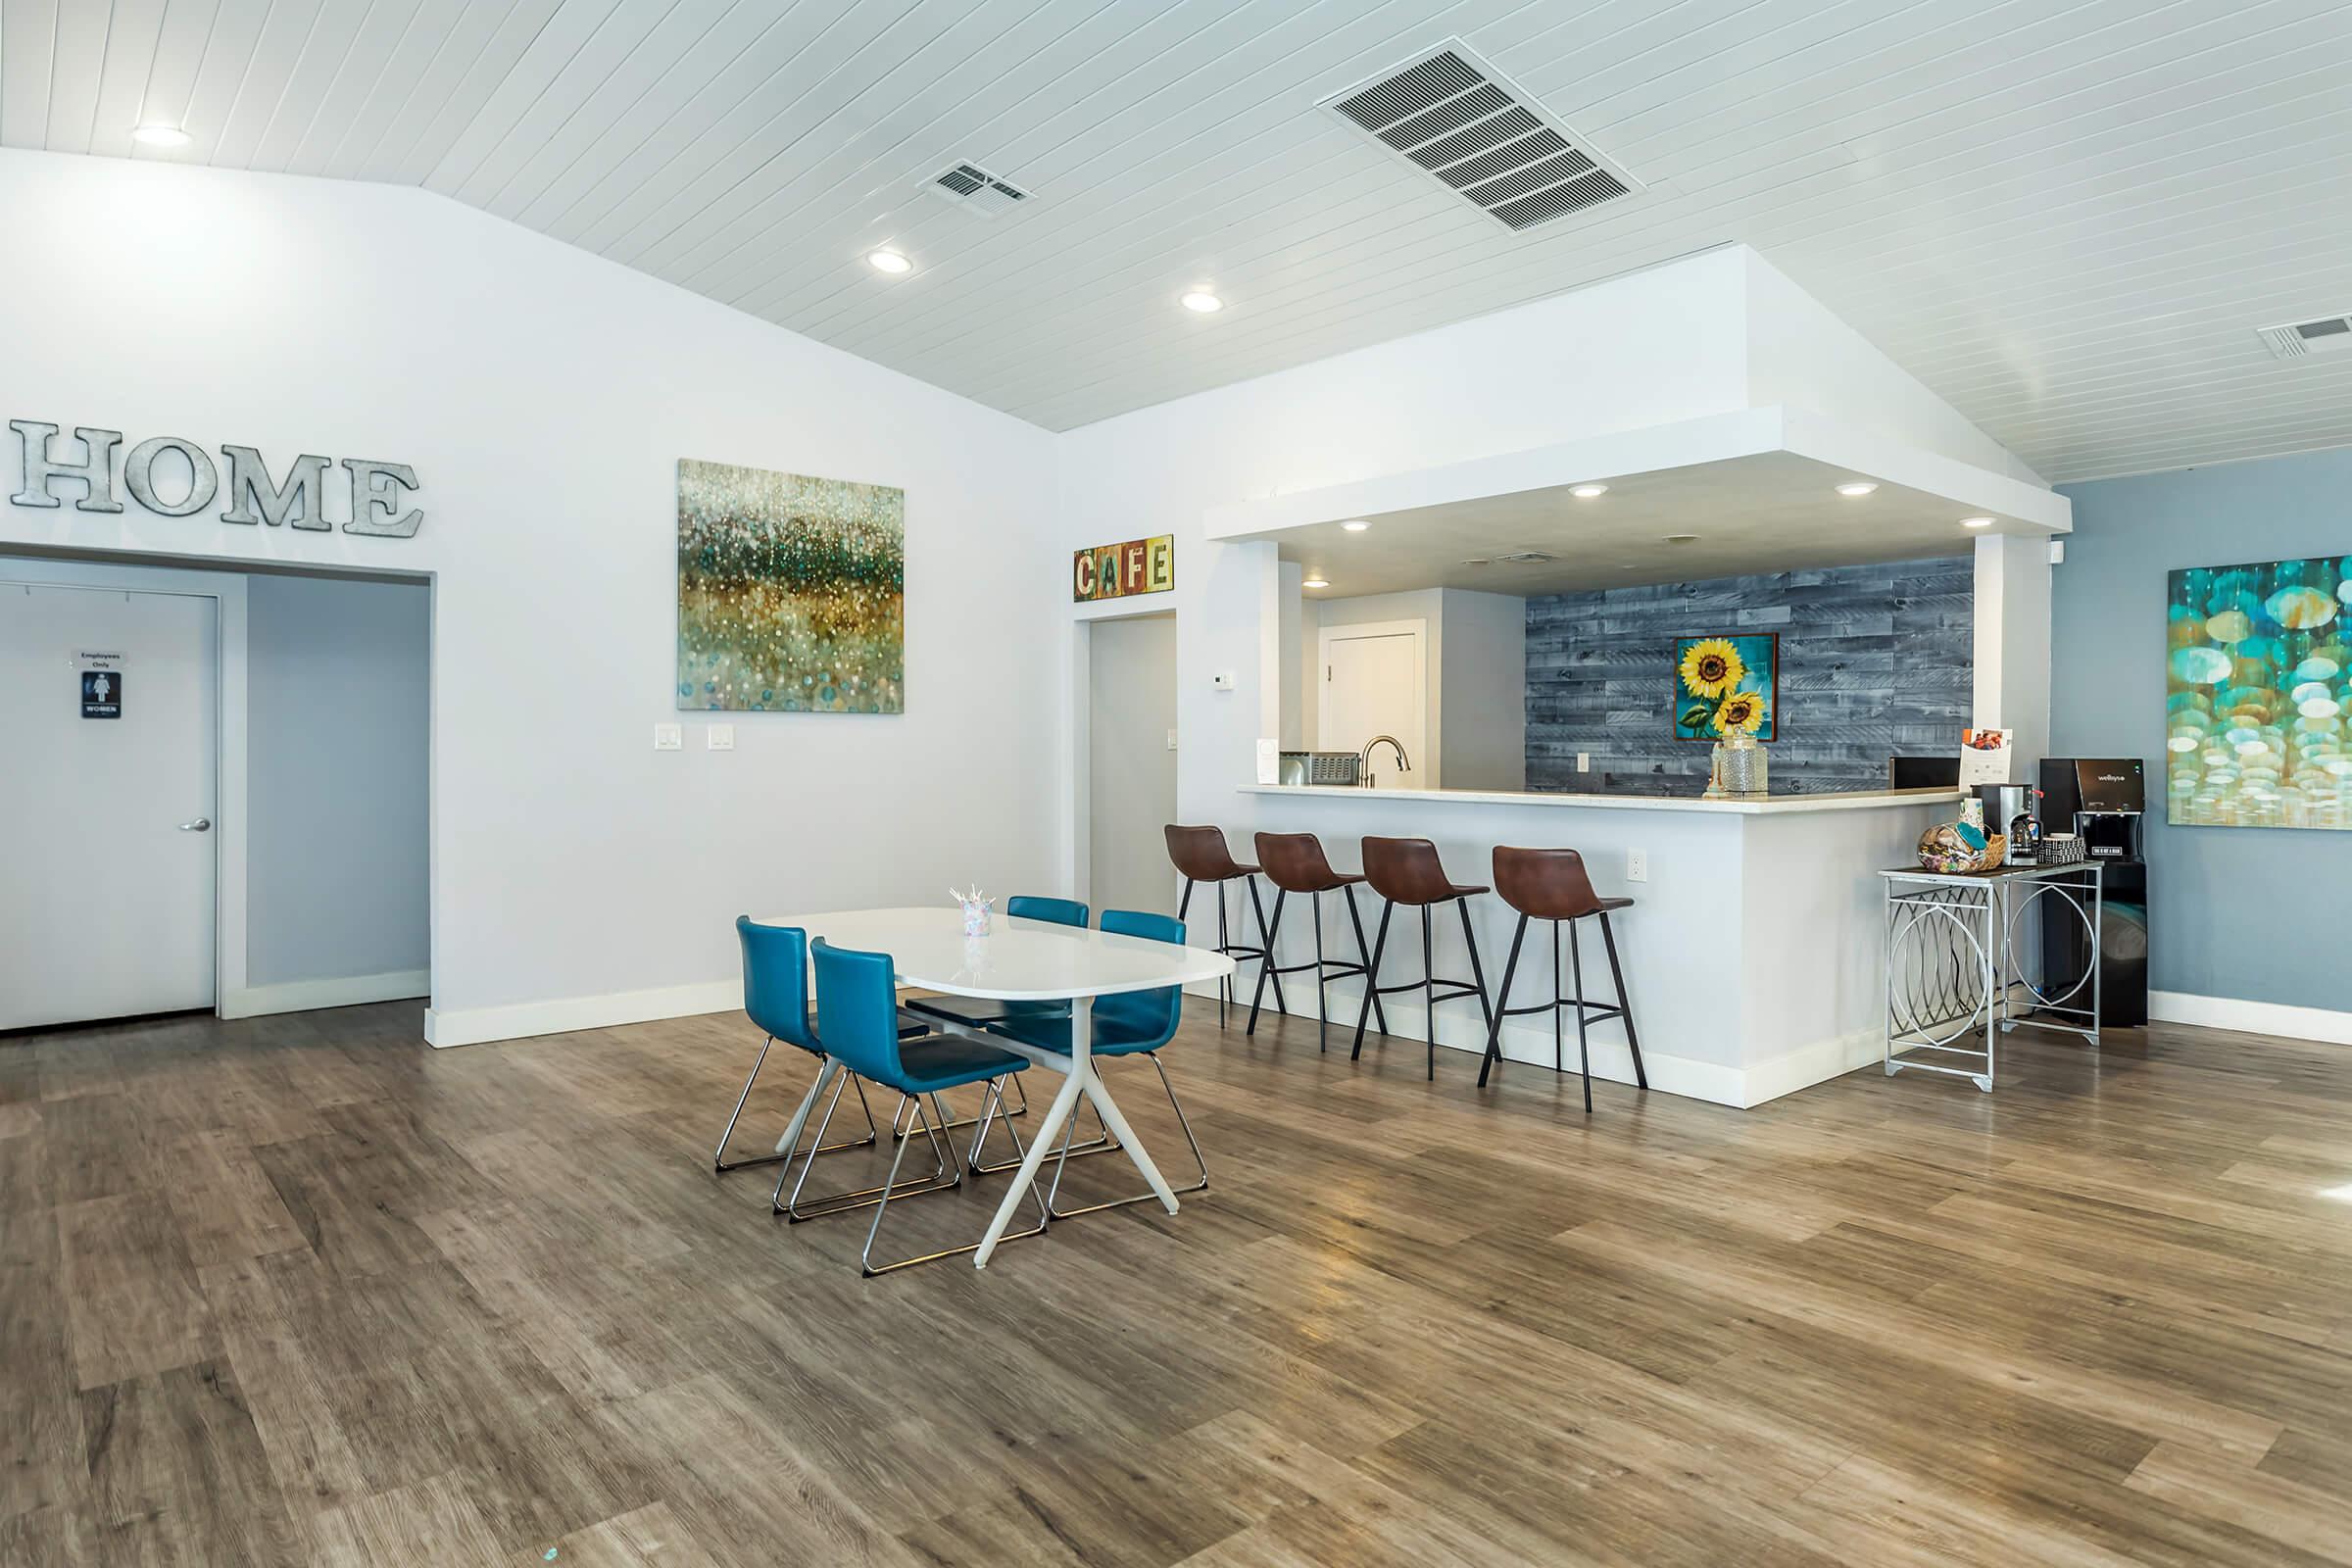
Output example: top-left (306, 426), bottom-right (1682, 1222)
top-left (245, 572), bottom-right (430, 995)
top-left (0, 149), bottom-right (1060, 1045)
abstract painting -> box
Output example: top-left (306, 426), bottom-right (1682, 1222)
top-left (2167, 556), bottom-right (2350, 829)
top-left (676, 459), bottom-right (904, 713)
top-left (1674, 633), bottom-right (1778, 741)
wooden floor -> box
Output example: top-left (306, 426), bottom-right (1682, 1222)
top-left (5, 1000), bottom-right (2352, 1566)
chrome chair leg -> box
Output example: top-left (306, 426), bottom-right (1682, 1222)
top-left (892, 1073), bottom-right (1027, 1140)
top-left (967, 1074), bottom-right (1111, 1175)
top-left (715, 1041), bottom-right (878, 1172)
top-left (861, 1090), bottom-right (1049, 1276)
top-left (1043, 1054), bottom-right (1208, 1220)
top-left (776, 1073), bottom-right (953, 1222)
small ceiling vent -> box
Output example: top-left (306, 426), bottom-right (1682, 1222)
top-left (1494, 550), bottom-right (1558, 564)
top-left (929, 161), bottom-right (1030, 217)
top-left (2257, 314), bottom-right (2352, 361)
top-left (1319, 40), bottom-right (1640, 231)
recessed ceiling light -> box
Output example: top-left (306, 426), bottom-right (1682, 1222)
top-left (1960, 515), bottom-right (1994, 529)
top-left (1663, 533), bottom-right (1699, 544)
top-left (1180, 290), bottom-right (1223, 314)
top-left (1301, 576), bottom-right (1331, 589)
top-left (131, 124), bottom-right (191, 148)
top-left (1340, 519), bottom-right (1370, 532)
top-left (1571, 484), bottom-right (1608, 499)
top-left (1835, 481), bottom-right (1879, 498)
top-left (865, 249), bottom-right (912, 274)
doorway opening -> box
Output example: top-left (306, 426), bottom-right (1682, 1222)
top-left (1082, 611), bottom-right (1178, 920)
top-left (1, 554), bottom-right (431, 1033)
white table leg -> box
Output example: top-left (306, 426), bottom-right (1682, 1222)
top-left (974, 1006), bottom-right (1087, 1268)
top-left (1080, 1068), bottom-right (1181, 1215)
top-left (771, 1057), bottom-right (841, 1155)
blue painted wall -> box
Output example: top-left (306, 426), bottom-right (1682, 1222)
top-left (2053, 447), bottom-right (2352, 1012)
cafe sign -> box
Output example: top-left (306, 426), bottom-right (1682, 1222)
top-left (10, 418), bottom-right (424, 537)
top-left (1073, 534), bottom-right (1173, 602)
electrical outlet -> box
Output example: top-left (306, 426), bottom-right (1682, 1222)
top-left (653, 723), bottom-right (682, 751)
top-left (1626, 849), bottom-right (1648, 883)
top-left (1576, 752), bottom-right (1591, 773)
top-left (707, 723), bottom-right (735, 751)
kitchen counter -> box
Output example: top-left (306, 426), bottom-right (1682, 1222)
top-left (1241, 783), bottom-right (1960, 815)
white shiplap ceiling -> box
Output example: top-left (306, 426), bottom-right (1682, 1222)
top-left (4, 0), bottom-right (2351, 481)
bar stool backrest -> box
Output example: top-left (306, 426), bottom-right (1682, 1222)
top-left (1254, 831), bottom-right (1344, 893)
top-left (1361, 836), bottom-right (1455, 906)
top-left (1164, 824), bottom-right (1249, 881)
top-left (736, 916), bottom-right (817, 1054)
top-left (1494, 846), bottom-right (1604, 921)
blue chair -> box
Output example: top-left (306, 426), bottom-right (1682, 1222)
top-left (715, 917), bottom-right (886, 1174)
top-left (811, 938), bottom-right (1050, 1274)
top-left (968, 910), bottom-right (1207, 1219)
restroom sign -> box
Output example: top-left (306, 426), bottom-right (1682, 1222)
top-left (77, 651), bottom-right (123, 718)
top-left (1073, 534), bottom-right (1173, 601)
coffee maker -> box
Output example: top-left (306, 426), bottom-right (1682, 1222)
top-left (2037, 758), bottom-right (2148, 1027)
top-left (1975, 783), bottom-right (2039, 864)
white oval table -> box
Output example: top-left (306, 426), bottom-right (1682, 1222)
top-left (754, 908), bottom-right (1236, 1267)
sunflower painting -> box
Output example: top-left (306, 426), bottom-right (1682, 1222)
top-left (1674, 633), bottom-right (1778, 741)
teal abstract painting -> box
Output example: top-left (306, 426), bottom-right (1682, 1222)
top-left (2167, 556), bottom-right (2349, 829)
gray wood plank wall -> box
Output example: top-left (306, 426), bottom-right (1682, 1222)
top-left (1525, 556), bottom-right (1974, 793)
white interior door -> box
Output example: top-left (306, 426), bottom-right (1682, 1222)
top-left (1320, 621), bottom-right (1428, 788)
top-left (0, 583), bottom-right (218, 1030)
top-left (1088, 613), bottom-right (1179, 918)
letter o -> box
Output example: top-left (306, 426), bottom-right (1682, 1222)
top-left (122, 437), bottom-right (220, 517)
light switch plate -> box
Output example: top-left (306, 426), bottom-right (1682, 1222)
top-left (1577, 752), bottom-right (1591, 773)
top-left (707, 723), bottom-right (735, 751)
top-left (1166, 728), bottom-right (1179, 751)
top-left (1626, 849), bottom-right (1648, 883)
top-left (653, 723), bottom-right (682, 751)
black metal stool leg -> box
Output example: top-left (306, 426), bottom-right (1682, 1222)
top-left (1247, 875), bottom-right (1289, 1016)
top-left (1223, 883), bottom-right (1242, 1029)
top-left (1479, 912), bottom-right (1528, 1088)
top-left (1420, 904), bottom-right (1436, 1081)
top-left (1600, 910), bottom-right (1646, 1090)
top-left (1551, 920), bottom-right (1564, 1071)
top-left (1177, 877), bottom-right (1195, 921)
top-left (1247, 888), bottom-right (1286, 1035)
top-left (1343, 884), bottom-right (1389, 1034)
top-left (1458, 897), bottom-right (1494, 1038)
top-left (1568, 916), bottom-right (1592, 1113)
top-left (1352, 901), bottom-right (1394, 1058)
top-left (1311, 893), bottom-right (1328, 1051)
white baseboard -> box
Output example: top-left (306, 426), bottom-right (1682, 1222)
top-left (220, 968), bottom-right (431, 1020)
top-left (1204, 980), bottom-right (1875, 1109)
top-left (423, 978), bottom-right (740, 1049)
top-left (2150, 991), bottom-right (2352, 1047)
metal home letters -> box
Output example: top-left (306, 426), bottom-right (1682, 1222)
top-left (9, 420), bottom-right (423, 538)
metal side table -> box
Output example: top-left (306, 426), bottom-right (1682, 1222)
top-left (1878, 860), bottom-right (2104, 1091)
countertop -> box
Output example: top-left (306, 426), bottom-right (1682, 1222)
top-left (1240, 783), bottom-right (1963, 815)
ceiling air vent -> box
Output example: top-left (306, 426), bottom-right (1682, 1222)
top-left (1494, 550), bottom-right (1558, 564)
top-left (929, 161), bottom-right (1030, 217)
top-left (1319, 40), bottom-right (1641, 231)
top-left (2257, 314), bottom-right (2352, 361)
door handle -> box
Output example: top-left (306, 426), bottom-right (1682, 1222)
top-left (178, 818), bottom-right (212, 832)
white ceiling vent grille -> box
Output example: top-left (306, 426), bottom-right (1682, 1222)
top-left (1494, 550), bottom-right (1558, 564)
top-left (2257, 314), bottom-right (2352, 360)
top-left (1320, 41), bottom-right (1640, 231)
top-left (929, 161), bottom-right (1030, 217)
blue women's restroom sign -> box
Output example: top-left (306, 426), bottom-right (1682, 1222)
top-left (77, 652), bottom-right (122, 719)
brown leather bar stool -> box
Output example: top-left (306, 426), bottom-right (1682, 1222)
top-left (1479, 846), bottom-right (1648, 1109)
top-left (1352, 837), bottom-right (1494, 1079)
top-left (1247, 832), bottom-right (1390, 1049)
top-left (1164, 824), bottom-right (1286, 1027)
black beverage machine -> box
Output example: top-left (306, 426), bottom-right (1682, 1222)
top-left (2038, 758), bottom-right (2149, 1027)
